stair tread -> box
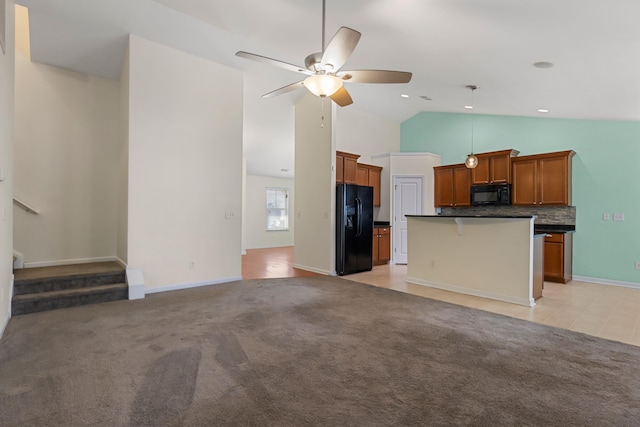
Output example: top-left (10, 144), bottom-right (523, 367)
top-left (14, 262), bottom-right (124, 283)
top-left (13, 283), bottom-right (128, 302)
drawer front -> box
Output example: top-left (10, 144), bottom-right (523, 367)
top-left (378, 227), bottom-right (390, 235)
top-left (544, 233), bottom-right (564, 243)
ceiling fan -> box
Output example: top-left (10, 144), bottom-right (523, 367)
top-left (235, 0), bottom-right (412, 107)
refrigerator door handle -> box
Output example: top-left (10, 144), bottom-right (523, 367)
top-left (355, 198), bottom-right (362, 237)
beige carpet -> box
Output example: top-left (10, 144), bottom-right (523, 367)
top-left (1, 276), bottom-right (639, 426)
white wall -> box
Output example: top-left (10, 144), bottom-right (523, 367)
top-left (14, 32), bottom-right (120, 267)
top-left (335, 107), bottom-right (400, 161)
top-left (335, 106), bottom-right (401, 221)
top-left (0, 1), bottom-right (15, 334)
top-left (388, 152), bottom-right (442, 216)
top-left (127, 35), bottom-right (243, 291)
top-left (245, 174), bottom-right (294, 249)
top-left (117, 43), bottom-right (129, 264)
top-left (294, 93), bottom-right (335, 275)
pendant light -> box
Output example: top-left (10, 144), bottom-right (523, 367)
top-left (465, 85), bottom-right (478, 169)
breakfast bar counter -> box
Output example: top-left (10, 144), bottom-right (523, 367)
top-left (405, 215), bottom-right (543, 306)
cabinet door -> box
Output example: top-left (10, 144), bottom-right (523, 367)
top-left (434, 167), bottom-right (454, 207)
top-left (343, 156), bottom-right (358, 184)
top-left (356, 165), bottom-right (369, 186)
top-left (490, 155), bottom-right (511, 183)
top-left (511, 158), bottom-right (538, 205)
top-left (539, 156), bottom-right (569, 205)
top-left (378, 228), bottom-right (391, 263)
top-left (471, 157), bottom-right (490, 185)
top-left (544, 240), bottom-right (564, 281)
top-left (453, 166), bottom-right (471, 207)
top-left (336, 155), bottom-right (344, 183)
top-left (368, 167), bottom-right (382, 207)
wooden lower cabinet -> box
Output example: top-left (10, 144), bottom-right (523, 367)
top-left (373, 226), bottom-right (391, 265)
top-left (543, 232), bottom-right (573, 283)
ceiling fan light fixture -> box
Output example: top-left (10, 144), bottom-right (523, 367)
top-left (303, 74), bottom-right (344, 98)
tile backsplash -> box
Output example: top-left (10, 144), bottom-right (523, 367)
top-left (440, 206), bottom-right (576, 225)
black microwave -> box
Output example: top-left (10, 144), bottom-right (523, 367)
top-left (470, 183), bottom-right (511, 206)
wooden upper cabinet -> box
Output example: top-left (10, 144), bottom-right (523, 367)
top-left (336, 155), bottom-right (344, 183)
top-left (434, 164), bottom-right (471, 207)
top-left (511, 150), bottom-right (575, 206)
top-left (356, 163), bottom-right (382, 206)
top-left (336, 151), bottom-right (360, 184)
top-left (336, 151), bottom-right (383, 207)
top-left (356, 164), bottom-right (369, 186)
top-left (471, 149), bottom-right (519, 184)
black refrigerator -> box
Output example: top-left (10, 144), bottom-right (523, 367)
top-left (336, 183), bottom-right (374, 276)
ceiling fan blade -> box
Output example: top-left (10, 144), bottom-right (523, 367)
top-left (338, 70), bottom-right (413, 84)
top-left (329, 86), bottom-right (353, 107)
top-left (262, 81), bottom-right (305, 98)
top-left (236, 51), bottom-right (312, 75)
top-left (320, 27), bottom-right (361, 71)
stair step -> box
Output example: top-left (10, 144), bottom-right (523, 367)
top-left (13, 262), bottom-right (125, 295)
top-left (12, 283), bottom-right (128, 315)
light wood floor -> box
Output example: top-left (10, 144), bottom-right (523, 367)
top-left (242, 246), bottom-right (320, 280)
top-left (242, 247), bottom-right (640, 347)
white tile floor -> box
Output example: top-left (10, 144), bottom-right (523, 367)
top-left (344, 264), bottom-right (640, 347)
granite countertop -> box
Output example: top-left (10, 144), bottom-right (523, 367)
top-left (374, 221), bottom-right (390, 227)
top-left (407, 215), bottom-right (536, 219)
top-left (534, 224), bottom-right (576, 233)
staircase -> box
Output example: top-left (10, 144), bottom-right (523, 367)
top-left (12, 261), bottom-right (128, 315)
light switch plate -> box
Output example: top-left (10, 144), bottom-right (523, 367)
top-left (613, 212), bottom-right (625, 222)
top-left (603, 213), bottom-right (610, 221)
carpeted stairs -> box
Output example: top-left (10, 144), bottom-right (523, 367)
top-left (12, 261), bottom-right (128, 315)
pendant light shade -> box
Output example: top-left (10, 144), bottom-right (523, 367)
top-left (303, 75), bottom-right (343, 97)
top-left (465, 85), bottom-right (478, 169)
top-left (465, 153), bottom-right (478, 168)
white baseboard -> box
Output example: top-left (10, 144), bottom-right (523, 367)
top-left (144, 276), bottom-right (242, 295)
top-left (572, 275), bottom-right (640, 290)
top-left (406, 276), bottom-right (535, 307)
top-left (292, 264), bottom-right (330, 276)
top-left (115, 257), bottom-right (127, 269)
top-left (0, 275), bottom-right (13, 341)
top-left (23, 256), bottom-right (119, 269)
top-left (13, 251), bottom-right (24, 269)
top-left (126, 268), bottom-right (145, 300)
top-left (0, 313), bottom-right (8, 341)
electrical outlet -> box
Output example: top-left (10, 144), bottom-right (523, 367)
top-left (603, 213), bottom-right (610, 221)
top-left (636, 261), bottom-right (640, 271)
top-left (613, 212), bottom-right (625, 222)
top-left (189, 260), bottom-right (195, 270)
top-left (225, 210), bottom-right (236, 219)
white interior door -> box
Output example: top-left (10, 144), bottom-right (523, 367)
top-left (393, 176), bottom-right (423, 264)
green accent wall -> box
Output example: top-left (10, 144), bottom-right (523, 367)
top-left (401, 112), bottom-right (640, 285)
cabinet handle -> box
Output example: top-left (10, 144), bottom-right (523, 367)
top-left (546, 234), bottom-right (553, 237)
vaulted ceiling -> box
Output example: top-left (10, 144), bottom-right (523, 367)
top-left (17, 0), bottom-right (640, 177)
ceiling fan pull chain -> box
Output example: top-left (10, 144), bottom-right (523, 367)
top-left (321, 97), bottom-right (325, 128)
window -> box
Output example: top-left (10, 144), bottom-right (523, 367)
top-left (266, 187), bottom-right (289, 231)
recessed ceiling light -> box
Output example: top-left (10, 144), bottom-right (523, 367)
top-left (533, 61), bottom-right (554, 69)
top-left (464, 105), bottom-right (473, 110)
top-left (401, 94), bottom-right (409, 98)
top-left (537, 109), bottom-right (549, 113)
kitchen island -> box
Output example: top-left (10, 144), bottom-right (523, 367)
top-left (406, 215), bottom-right (544, 306)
